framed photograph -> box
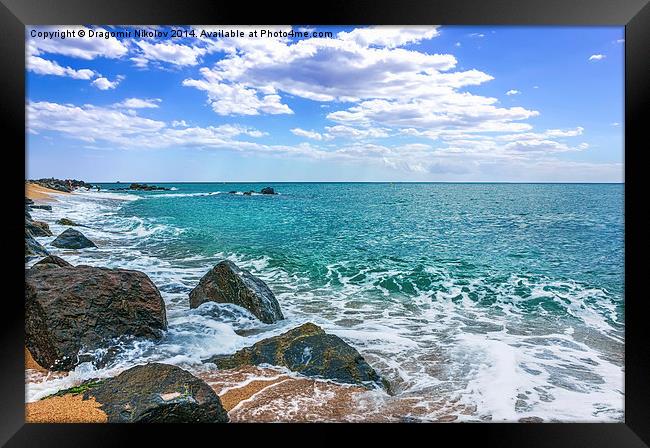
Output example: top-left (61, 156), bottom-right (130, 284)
top-left (2, 0), bottom-right (648, 445)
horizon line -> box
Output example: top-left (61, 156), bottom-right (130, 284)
top-left (28, 179), bottom-right (625, 185)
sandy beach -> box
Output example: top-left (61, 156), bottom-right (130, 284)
top-left (25, 183), bottom-right (67, 201)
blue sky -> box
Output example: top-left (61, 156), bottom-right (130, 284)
top-left (26, 26), bottom-right (624, 182)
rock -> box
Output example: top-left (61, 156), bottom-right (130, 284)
top-left (25, 265), bottom-right (167, 370)
top-left (206, 323), bottom-right (387, 390)
top-left (32, 255), bottom-right (73, 269)
top-left (48, 363), bottom-right (228, 423)
top-left (25, 209), bottom-right (32, 220)
top-left (51, 228), bottom-right (96, 249)
top-left (56, 218), bottom-right (79, 226)
top-left (26, 219), bottom-right (53, 237)
top-left (29, 178), bottom-right (93, 192)
top-left (189, 260), bottom-right (284, 324)
top-left (30, 204), bottom-right (52, 211)
top-left (243, 191), bottom-right (252, 196)
top-left (25, 230), bottom-right (49, 260)
top-left (260, 187), bottom-right (276, 195)
top-left (128, 183), bottom-right (170, 191)
top-left (228, 191), bottom-right (237, 194)
top-left (25, 197), bottom-right (34, 206)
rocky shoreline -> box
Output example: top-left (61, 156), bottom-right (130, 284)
top-left (24, 179), bottom-right (390, 423)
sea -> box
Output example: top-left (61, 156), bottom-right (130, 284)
top-left (25, 182), bottom-right (625, 422)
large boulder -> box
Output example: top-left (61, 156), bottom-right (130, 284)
top-left (128, 183), bottom-right (170, 191)
top-left (31, 255), bottom-right (72, 270)
top-left (51, 228), bottom-right (96, 249)
top-left (206, 323), bottom-right (388, 390)
top-left (189, 260), bottom-right (284, 324)
top-left (260, 187), bottom-right (276, 195)
top-left (25, 230), bottom-right (49, 260)
top-left (26, 218), bottom-right (53, 237)
top-left (60, 363), bottom-right (229, 423)
top-left (25, 265), bottom-right (167, 370)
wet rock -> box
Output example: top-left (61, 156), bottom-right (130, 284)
top-left (81, 363), bottom-right (229, 423)
top-left (128, 183), bottom-right (170, 191)
top-left (25, 197), bottom-right (34, 206)
top-left (32, 255), bottom-right (73, 269)
top-left (260, 187), bottom-right (276, 195)
top-left (51, 228), bottom-right (96, 249)
top-left (189, 260), bottom-right (284, 324)
top-left (206, 323), bottom-right (388, 390)
top-left (56, 218), bottom-right (79, 226)
top-left (30, 205), bottom-right (52, 211)
top-left (29, 178), bottom-right (93, 192)
top-left (25, 265), bottom-right (167, 370)
top-left (26, 219), bottom-right (53, 237)
top-left (243, 191), bottom-right (252, 196)
top-left (25, 230), bottom-right (49, 261)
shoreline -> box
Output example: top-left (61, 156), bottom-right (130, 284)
top-left (26, 183), bottom-right (69, 201)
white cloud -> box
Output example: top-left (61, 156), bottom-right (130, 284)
top-left (133, 41), bottom-right (207, 67)
top-left (506, 89), bottom-right (520, 96)
top-left (337, 26), bottom-right (440, 48)
top-left (325, 125), bottom-right (389, 139)
top-left (589, 54), bottom-right (605, 61)
top-left (172, 120), bottom-right (189, 128)
top-left (469, 33), bottom-right (485, 38)
top-left (113, 98), bottom-right (161, 108)
top-left (615, 39), bottom-right (625, 44)
top-left (28, 26), bottom-right (128, 60)
top-left (28, 55), bottom-right (95, 80)
top-left (611, 122), bottom-right (620, 127)
top-left (91, 75), bottom-right (124, 90)
top-left (455, 42), bottom-right (461, 47)
top-left (291, 128), bottom-right (326, 140)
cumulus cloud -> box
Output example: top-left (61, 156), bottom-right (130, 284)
top-left (506, 89), bottom-right (520, 96)
top-left (589, 54), bottom-right (605, 61)
top-left (113, 98), bottom-right (161, 108)
top-left (337, 26), bottom-right (440, 48)
top-left (91, 75), bottom-right (124, 90)
top-left (28, 26), bottom-right (128, 60)
top-left (291, 128), bottom-right (326, 140)
top-left (133, 41), bottom-right (207, 66)
top-left (28, 55), bottom-right (95, 80)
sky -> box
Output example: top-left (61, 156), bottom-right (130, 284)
top-left (26, 25), bottom-right (624, 182)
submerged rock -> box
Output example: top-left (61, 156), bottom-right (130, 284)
top-left (74, 363), bottom-right (229, 423)
top-left (51, 228), bottom-right (96, 249)
top-left (189, 260), bottom-right (284, 324)
top-left (25, 230), bottom-right (49, 260)
top-left (26, 219), bottom-right (52, 237)
top-left (206, 323), bottom-right (388, 390)
top-left (30, 204), bottom-right (52, 211)
top-left (32, 255), bottom-right (73, 269)
top-left (25, 265), bottom-right (167, 370)
top-left (56, 217), bottom-right (79, 226)
top-left (260, 187), bottom-right (276, 195)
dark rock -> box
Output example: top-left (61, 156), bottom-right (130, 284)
top-left (30, 205), bottom-right (52, 211)
top-left (228, 191), bottom-right (237, 194)
top-left (51, 228), bottom-right (96, 249)
top-left (260, 187), bottom-right (276, 195)
top-left (25, 209), bottom-right (32, 220)
top-left (518, 416), bottom-right (544, 423)
top-left (243, 191), bottom-right (252, 196)
top-left (56, 218), bottom-right (79, 226)
top-left (25, 230), bottom-right (49, 261)
top-left (128, 183), bottom-right (170, 191)
top-left (206, 323), bottom-right (388, 390)
top-left (28, 178), bottom-right (93, 192)
top-left (25, 265), bottom-right (167, 370)
top-left (26, 219), bottom-right (53, 237)
top-left (189, 260), bottom-right (284, 324)
top-left (26, 197), bottom-right (34, 206)
top-left (76, 363), bottom-right (228, 423)
top-left (32, 255), bottom-right (73, 269)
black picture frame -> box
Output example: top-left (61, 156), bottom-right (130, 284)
top-left (1, 0), bottom-right (648, 445)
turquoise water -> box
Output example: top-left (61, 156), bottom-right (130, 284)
top-left (26, 183), bottom-right (624, 421)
